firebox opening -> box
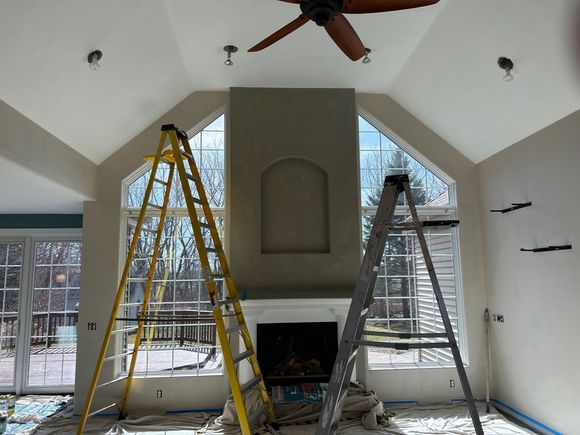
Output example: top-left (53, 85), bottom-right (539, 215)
top-left (257, 321), bottom-right (338, 388)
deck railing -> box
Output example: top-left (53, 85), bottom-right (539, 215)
top-left (1, 309), bottom-right (217, 356)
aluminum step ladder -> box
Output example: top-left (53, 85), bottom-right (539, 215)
top-left (316, 174), bottom-right (483, 435)
top-left (77, 124), bottom-right (275, 435)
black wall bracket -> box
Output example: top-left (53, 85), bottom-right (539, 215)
top-left (520, 245), bottom-right (572, 253)
top-left (490, 202), bottom-right (532, 213)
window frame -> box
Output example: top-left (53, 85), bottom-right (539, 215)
top-left (356, 109), bottom-right (469, 370)
top-left (119, 109), bottom-right (227, 378)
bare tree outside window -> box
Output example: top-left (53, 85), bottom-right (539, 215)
top-left (123, 114), bottom-right (225, 376)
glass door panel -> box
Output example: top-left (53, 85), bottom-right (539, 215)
top-left (28, 241), bottom-right (80, 387)
top-left (0, 242), bottom-right (23, 387)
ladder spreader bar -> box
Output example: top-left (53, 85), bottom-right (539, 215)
top-left (362, 330), bottom-right (449, 339)
top-left (345, 339), bottom-right (451, 350)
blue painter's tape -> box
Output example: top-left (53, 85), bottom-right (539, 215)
top-left (492, 399), bottom-right (562, 435)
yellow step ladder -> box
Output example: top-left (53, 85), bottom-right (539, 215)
top-left (77, 124), bottom-right (275, 435)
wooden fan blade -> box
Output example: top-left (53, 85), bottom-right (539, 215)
top-left (342, 0), bottom-right (439, 14)
top-left (248, 14), bottom-right (309, 52)
top-left (325, 13), bottom-right (365, 61)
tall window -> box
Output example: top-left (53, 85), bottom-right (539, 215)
top-left (359, 114), bottom-right (465, 368)
top-left (29, 241), bottom-right (81, 386)
top-left (123, 114), bottom-right (225, 377)
top-left (0, 242), bottom-right (22, 386)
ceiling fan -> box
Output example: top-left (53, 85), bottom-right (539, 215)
top-left (248, 0), bottom-right (440, 61)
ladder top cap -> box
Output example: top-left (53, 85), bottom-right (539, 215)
top-left (384, 174), bottom-right (410, 185)
top-left (161, 124), bottom-right (188, 139)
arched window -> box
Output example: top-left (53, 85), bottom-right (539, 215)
top-left (359, 114), bottom-right (466, 369)
top-left (122, 113), bottom-right (225, 377)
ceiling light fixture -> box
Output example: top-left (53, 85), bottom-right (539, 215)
top-left (497, 56), bottom-right (514, 82)
top-left (87, 50), bottom-right (103, 71)
top-left (362, 48), bottom-right (371, 64)
top-left (223, 45), bottom-right (238, 66)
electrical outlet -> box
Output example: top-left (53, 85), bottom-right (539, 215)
top-left (88, 322), bottom-right (96, 330)
top-left (156, 389), bottom-right (163, 399)
top-left (449, 379), bottom-right (455, 388)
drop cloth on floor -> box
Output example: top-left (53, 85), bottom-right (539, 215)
top-left (33, 402), bottom-right (535, 435)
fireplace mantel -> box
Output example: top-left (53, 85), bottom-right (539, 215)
top-left (236, 298), bottom-right (351, 383)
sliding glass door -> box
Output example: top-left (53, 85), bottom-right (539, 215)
top-left (0, 234), bottom-right (81, 394)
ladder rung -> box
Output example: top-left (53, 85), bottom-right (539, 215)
top-left (112, 326), bottom-right (139, 334)
top-left (213, 273), bottom-right (228, 279)
top-left (388, 220), bottom-right (460, 230)
top-left (154, 178), bottom-right (168, 186)
top-left (233, 350), bottom-right (254, 364)
top-left (140, 227), bottom-right (157, 234)
top-left (422, 220), bottom-right (460, 228)
top-left (248, 403), bottom-right (270, 426)
top-left (186, 173), bottom-right (201, 182)
top-left (205, 247), bottom-right (222, 253)
top-left (147, 203), bottom-right (163, 210)
top-left (345, 339), bottom-right (451, 350)
top-left (240, 376), bottom-right (262, 395)
top-left (192, 197), bottom-right (207, 206)
top-left (362, 330), bottom-right (449, 339)
top-left (88, 403), bottom-right (118, 418)
top-left (95, 376), bottom-right (128, 390)
top-left (226, 323), bottom-right (246, 334)
top-left (181, 150), bottom-right (194, 160)
top-left (105, 351), bottom-right (134, 362)
top-left (199, 221), bottom-right (214, 229)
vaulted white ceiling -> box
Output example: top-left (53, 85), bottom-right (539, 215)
top-left (0, 0), bottom-right (578, 165)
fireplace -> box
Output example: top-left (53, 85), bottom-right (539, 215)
top-left (257, 321), bottom-right (338, 387)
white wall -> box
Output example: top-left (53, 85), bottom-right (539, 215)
top-left (357, 94), bottom-right (487, 404)
top-left (478, 109), bottom-right (580, 434)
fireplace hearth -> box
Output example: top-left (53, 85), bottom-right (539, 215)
top-left (257, 321), bottom-right (338, 387)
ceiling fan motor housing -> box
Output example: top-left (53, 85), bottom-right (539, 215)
top-left (300, 0), bottom-right (343, 26)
